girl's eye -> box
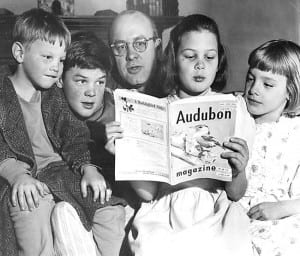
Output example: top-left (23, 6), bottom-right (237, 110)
top-left (43, 55), bottom-right (52, 60)
top-left (205, 55), bottom-right (216, 60)
top-left (184, 55), bottom-right (195, 60)
top-left (264, 83), bottom-right (274, 88)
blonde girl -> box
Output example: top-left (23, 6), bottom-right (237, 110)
top-left (240, 39), bottom-right (300, 256)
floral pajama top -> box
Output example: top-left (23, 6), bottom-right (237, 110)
top-left (240, 116), bottom-right (300, 256)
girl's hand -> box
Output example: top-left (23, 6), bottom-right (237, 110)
top-left (221, 137), bottom-right (249, 177)
top-left (81, 165), bottom-right (112, 204)
top-left (104, 121), bottom-right (124, 154)
top-left (11, 174), bottom-right (47, 211)
top-left (248, 202), bottom-right (286, 220)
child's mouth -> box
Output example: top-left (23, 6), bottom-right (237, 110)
top-left (193, 76), bottom-right (205, 82)
top-left (82, 102), bottom-right (94, 109)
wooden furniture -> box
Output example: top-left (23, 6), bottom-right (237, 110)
top-left (0, 15), bottom-right (180, 65)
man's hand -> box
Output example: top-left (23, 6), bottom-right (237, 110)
top-left (104, 121), bottom-right (124, 154)
top-left (11, 174), bottom-right (48, 211)
top-left (81, 165), bottom-right (112, 204)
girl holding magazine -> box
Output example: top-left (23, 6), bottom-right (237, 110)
top-left (126, 14), bottom-right (255, 256)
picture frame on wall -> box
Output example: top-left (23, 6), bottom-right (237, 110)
top-left (38, 0), bottom-right (75, 16)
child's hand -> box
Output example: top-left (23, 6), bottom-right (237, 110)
top-left (11, 174), bottom-right (48, 211)
top-left (221, 137), bottom-right (249, 177)
top-left (81, 165), bottom-right (112, 204)
top-left (248, 202), bottom-right (286, 220)
top-left (104, 121), bottom-right (124, 154)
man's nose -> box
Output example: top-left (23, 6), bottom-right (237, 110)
top-left (126, 44), bottom-right (139, 61)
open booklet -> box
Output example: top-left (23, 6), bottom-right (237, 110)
top-left (114, 89), bottom-right (239, 185)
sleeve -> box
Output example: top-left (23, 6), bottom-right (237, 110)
top-left (234, 95), bottom-right (256, 156)
top-left (56, 90), bottom-right (92, 172)
top-left (0, 158), bottom-right (31, 185)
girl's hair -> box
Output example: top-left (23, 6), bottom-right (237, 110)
top-left (248, 39), bottom-right (300, 115)
top-left (63, 31), bottom-right (112, 75)
top-left (12, 8), bottom-right (70, 49)
top-left (160, 14), bottom-right (227, 96)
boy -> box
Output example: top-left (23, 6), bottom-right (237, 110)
top-left (0, 9), bottom-right (126, 256)
top-left (55, 31), bottom-right (137, 255)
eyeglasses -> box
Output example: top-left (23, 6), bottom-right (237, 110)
top-left (110, 37), bottom-right (156, 56)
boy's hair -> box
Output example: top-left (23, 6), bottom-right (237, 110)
top-left (12, 8), bottom-right (70, 48)
top-left (160, 14), bottom-right (228, 96)
top-left (248, 39), bottom-right (300, 114)
top-left (63, 31), bottom-right (112, 75)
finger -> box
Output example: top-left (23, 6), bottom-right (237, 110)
top-left (17, 189), bottom-right (26, 211)
top-left (248, 205), bottom-right (259, 216)
top-left (223, 140), bottom-right (244, 154)
top-left (11, 186), bottom-right (18, 207)
top-left (24, 190), bottom-right (35, 211)
top-left (31, 189), bottom-right (40, 208)
top-left (81, 180), bottom-right (87, 198)
top-left (99, 186), bottom-right (106, 204)
top-left (106, 123), bottom-right (123, 135)
top-left (92, 186), bottom-right (100, 202)
top-left (106, 188), bottom-right (112, 202)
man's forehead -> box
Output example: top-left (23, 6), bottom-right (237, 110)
top-left (111, 13), bottom-right (153, 41)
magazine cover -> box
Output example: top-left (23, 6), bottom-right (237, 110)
top-left (168, 95), bottom-right (237, 184)
top-left (38, 0), bottom-right (75, 16)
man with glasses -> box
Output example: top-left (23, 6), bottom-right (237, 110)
top-left (105, 10), bottom-right (164, 202)
top-left (109, 10), bottom-right (162, 94)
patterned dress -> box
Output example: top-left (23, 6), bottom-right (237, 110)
top-left (240, 115), bottom-right (300, 256)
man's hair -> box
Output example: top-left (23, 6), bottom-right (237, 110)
top-left (248, 39), bottom-right (300, 115)
top-left (12, 8), bottom-right (70, 48)
top-left (108, 10), bottom-right (159, 44)
top-left (160, 14), bottom-right (228, 96)
top-left (63, 31), bottom-right (112, 75)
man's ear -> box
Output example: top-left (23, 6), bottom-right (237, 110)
top-left (154, 38), bottom-right (161, 48)
top-left (11, 42), bottom-right (25, 63)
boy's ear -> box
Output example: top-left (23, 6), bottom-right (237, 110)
top-left (12, 42), bottom-right (25, 63)
top-left (57, 77), bottom-right (63, 88)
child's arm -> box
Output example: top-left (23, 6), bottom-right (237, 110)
top-left (221, 137), bottom-right (249, 201)
top-left (247, 199), bottom-right (300, 220)
top-left (129, 181), bottom-right (158, 202)
top-left (0, 158), bottom-right (48, 210)
top-left (80, 164), bottom-right (112, 204)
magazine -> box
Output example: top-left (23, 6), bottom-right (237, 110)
top-left (114, 89), bottom-right (238, 185)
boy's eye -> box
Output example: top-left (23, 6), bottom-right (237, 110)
top-left (246, 75), bottom-right (254, 82)
top-left (96, 80), bottom-right (105, 86)
top-left (76, 79), bottom-right (86, 85)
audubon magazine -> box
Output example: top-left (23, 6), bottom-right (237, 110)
top-left (114, 89), bottom-right (238, 185)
